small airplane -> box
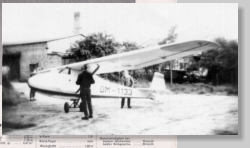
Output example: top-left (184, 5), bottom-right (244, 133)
top-left (27, 40), bottom-right (220, 112)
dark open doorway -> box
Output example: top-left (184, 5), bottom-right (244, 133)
top-left (3, 53), bottom-right (21, 81)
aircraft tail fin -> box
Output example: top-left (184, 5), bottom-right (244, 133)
top-left (150, 72), bottom-right (166, 90)
top-left (150, 72), bottom-right (172, 98)
top-left (136, 72), bottom-right (171, 100)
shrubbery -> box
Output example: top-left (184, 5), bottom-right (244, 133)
top-left (2, 71), bottom-right (27, 106)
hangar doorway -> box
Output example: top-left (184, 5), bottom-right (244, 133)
top-left (3, 54), bottom-right (21, 81)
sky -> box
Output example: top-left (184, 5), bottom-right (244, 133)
top-left (2, 3), bottom-right (238, 45)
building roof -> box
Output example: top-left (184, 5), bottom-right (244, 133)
top-left (3, 34), bottom-right (85, 46)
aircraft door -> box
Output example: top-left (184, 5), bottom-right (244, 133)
top-left (58, 68), bottom-right (78, 93)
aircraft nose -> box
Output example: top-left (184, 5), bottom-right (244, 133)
top-left (28, 70), bottom-right (61, 92)
top-left (28, 74), bottom-right (41, 89)
top-left (28, 72), bottom-right (52, 90)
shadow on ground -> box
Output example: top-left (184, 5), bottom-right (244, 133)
top-left (2, 121), bottom-right (36, 133)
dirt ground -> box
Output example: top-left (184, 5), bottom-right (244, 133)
top-left (2, 82), bottom-right (238, 135)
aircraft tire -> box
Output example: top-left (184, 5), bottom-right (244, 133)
top-left (80, 102), bottom-right (84, 112)
top-left (64, 102), bottom-right (69, 113)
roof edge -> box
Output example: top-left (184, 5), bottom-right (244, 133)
top-left (3, 34), bottom-right (85, 46)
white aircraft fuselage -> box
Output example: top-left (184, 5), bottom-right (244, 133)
top-left (28, 68), bottom-right (155, 99)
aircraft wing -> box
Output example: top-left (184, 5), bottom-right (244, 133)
top-left (54, 40), bottom-right (220, 74)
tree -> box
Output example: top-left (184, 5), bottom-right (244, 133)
top-left (197, 37), bottom-right (238, 85)
top-left (158, 26), bottom-right (178, 84)
top-left (122, 41), bottom-right (142, 52)
top-left (158, 26), bottom-right (178, 45)
top-left (67, 32), bottom-right (120, 62)
top-left (66, 32), bottom-right (121, 81)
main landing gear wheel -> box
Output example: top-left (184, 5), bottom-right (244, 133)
top-left (64, 102), bottom-right (69, 113)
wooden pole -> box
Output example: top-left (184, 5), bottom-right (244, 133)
top-left (170, 61), bottom-right (173, 85)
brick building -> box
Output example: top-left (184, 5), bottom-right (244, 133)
top-left (3, 34), bottom-right (84, 81)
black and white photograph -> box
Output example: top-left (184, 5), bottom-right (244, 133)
top-left (2, 3), bottom-right (238, 135)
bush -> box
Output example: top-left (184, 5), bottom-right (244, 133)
top-left (2, 72), bottom-right (27, 106)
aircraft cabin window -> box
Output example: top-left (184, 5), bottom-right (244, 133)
top-left (59, 68), bottom-right (71, 75)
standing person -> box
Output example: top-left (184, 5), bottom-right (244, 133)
top-left (29, 67), bottom-right (38, 101)
top-left (76, 64), bottom-right (95, 120)
top-left (121, 70), bottom-right (134, 109)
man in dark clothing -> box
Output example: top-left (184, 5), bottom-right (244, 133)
top-left (76, 64), bottom-right (95, 120)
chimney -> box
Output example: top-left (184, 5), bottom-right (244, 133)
top-left (73, 12), bottom-right (81, 35)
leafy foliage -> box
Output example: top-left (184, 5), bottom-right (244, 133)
top-left (67, 32), bottom-right (120, 62)
top-left (122, 41), bottom-right (142, 52)
top-left (158, 26), bottom-right (178, 45)
top-left (198, 38), bottom-right (238, 85)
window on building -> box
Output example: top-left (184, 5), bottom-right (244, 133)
top-left (30, 63), bottom-right (38, 73)
top-left (180, 63), bottom-right (184, 70)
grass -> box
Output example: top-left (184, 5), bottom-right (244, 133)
top-left (167, 83), bottom-right (238, 95)
top-left (134, 78), bottom-right (238, 95)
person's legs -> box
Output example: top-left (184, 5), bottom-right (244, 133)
top-left (81, 92), bottom-right (89, 120)
top-left (30, 89), bottom-right (36, 101)
top-left (86, 91), bottom-right (93, 118)
top-left (121, 98), bottom-right (125, 108)
top-left (127, 98), bottom-right (131, 108)
top-left (30, 89), bottom-right (33, 101)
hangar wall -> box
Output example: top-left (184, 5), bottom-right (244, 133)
top-left (3, 42), bottom-right (63, 81)
top-left (45, 53), bottom-right (63, 70)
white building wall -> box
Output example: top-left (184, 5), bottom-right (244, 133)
top-left (47, 35), bottom-right (84, 53)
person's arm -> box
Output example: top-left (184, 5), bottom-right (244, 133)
top-left (91, 64), bottom-right (100, 75)
top-left (91, 76), bottom-right (95, 84)
top-left (121, 76), bottom-right (124, 85)
top-left (130, 76), bottom-right (134, 87)
top-left (75, 74), bottom-right (81, 93)
top-left (76, 74), bottom-right (81, 85)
